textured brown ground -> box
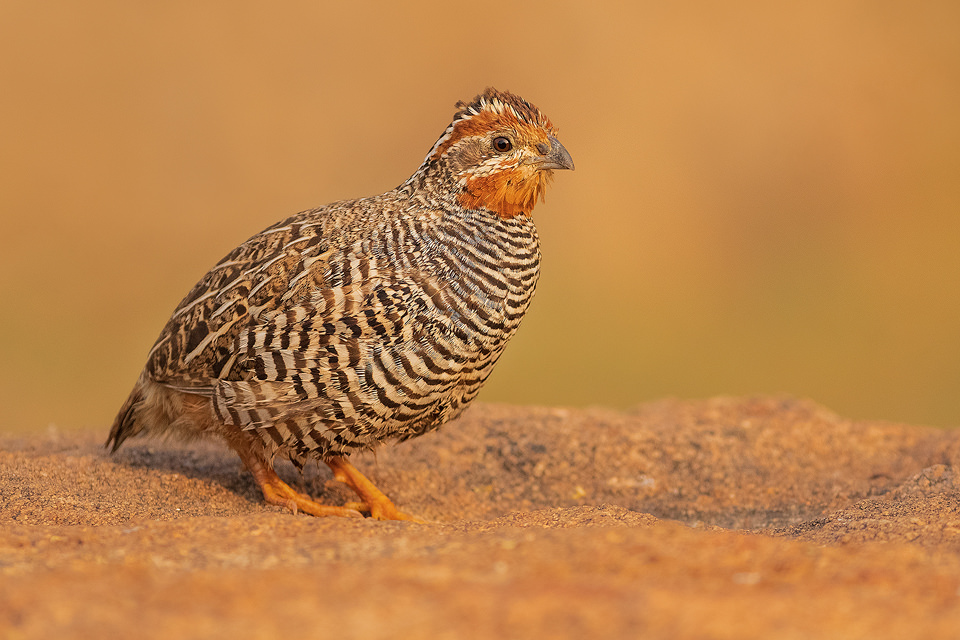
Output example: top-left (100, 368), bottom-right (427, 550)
top-left (3, 396), bottom-right (960, 639)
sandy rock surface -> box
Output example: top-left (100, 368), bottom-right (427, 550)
top-left (2, 396), bottom-right (960, 639)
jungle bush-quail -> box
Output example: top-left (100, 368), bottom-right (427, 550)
top-left (107, 88), bottom-right (574, 520)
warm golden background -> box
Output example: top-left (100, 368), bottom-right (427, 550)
top-left (1, 2), bottom-right (958, 433)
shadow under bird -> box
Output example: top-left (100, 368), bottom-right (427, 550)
top-left (107, 88), bottom-right (574, 520)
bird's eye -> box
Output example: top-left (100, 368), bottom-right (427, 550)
top-left (493, 137), bottom-right (512, 153)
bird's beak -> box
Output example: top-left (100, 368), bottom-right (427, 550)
top-left (535, 135), bottom-right (575, 171)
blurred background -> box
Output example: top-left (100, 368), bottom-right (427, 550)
top-left (1, 1), bottom-right (958, 433)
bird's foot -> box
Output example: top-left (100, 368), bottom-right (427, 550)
top-left (342, 500), bottom-right (423, 522)
top-left (326, 456), bottom-right (425, 522)
top-left (260, 475), bottom-right (363, 519)
top-left (236, 442), bottom-right (363, 518)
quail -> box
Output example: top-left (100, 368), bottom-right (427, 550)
top-left (107, 88), bottom-right (574, 520)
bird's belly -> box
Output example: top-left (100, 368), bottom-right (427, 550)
top-left (359, 330), bottom-right (507, 441)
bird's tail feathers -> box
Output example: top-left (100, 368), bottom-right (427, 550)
top-left (106, 377), bottom-right (145, 453)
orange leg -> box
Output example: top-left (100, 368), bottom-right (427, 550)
top-left (246, 454), bottom-right (363, 518)
top-left (325, 456), bottom-right (423, 522)
top-left (229, 435), bottom-right (362, 518)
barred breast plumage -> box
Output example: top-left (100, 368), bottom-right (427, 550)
top-left (107, 88), bottom-right (574, 520)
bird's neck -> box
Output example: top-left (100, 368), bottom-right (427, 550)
top-left (399, 159), bottom-right (544, 221)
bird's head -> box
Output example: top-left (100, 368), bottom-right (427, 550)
top-left (420, 87), bottom-right (574, 220)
